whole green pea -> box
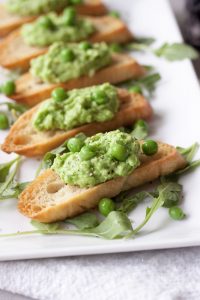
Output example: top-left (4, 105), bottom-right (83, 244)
top-left (169, 206), bottom-right (186, 220)
top-left (111, 143), bottom-right (128, 161)
top-left (51, 87), bottom-right (67, 102)
top-left (98, 198), bottom-right (116, 216)
top-left (80, 145), bottom-right (95, 160)
top-left (60, 49), bottom-right (75, 62)
top-left (142, 140), bottom-right (158, 156)
top-left (1, 80), bottom-right (16, 96)
top-left (0, 113), bottom-right (9, 129)
top-left (79, 41), bottom-right (92, 51)
top-left (67, 137), bottom-right (84, 153)
top-left (63, 7), bottom-right (76, 26)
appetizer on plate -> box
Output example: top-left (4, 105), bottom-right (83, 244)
top-left (2, 84), bottom-right (152, 156)
top-left (0, 0), bottom-right (107, 37)
top-left (18, 130), bottom-right (187, 223)
top-left (0, 8), bottom-right (132, 70)
top-left (11, 42), bottom-right (145, 105)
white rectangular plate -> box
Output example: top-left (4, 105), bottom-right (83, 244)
top-left (0, 0), bottom-right (200, 261)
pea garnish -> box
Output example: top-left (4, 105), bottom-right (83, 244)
top-left (79, 41), bottom-right (92, 51)
top-left (63, 7), bottom-right (76, 26)
top-left (38, 16), bottom-right (55, 30)
top-left (92, 90), bottom-right (107, 105)
top-left (142, 140), bottom-right (158, 156)
top-left (0, 80), bottom-right (16, 96)
top-left (67, 137), bottom-right (84, 153)
top-left (129, 85), bottom-right (143, 94)
top-left (98, 198), bottom-right (116, 216)
top-left (60, 49), bottom-right (75, 62)
top-left (111, 144), bottom-right (128, 161)
top-left (51, 87), bottom-right (67, 102)
top-left (169, 206), bottom-right (186, 220)
top-left (80, 145), bottom-right (95, 160)
top-left (0, 113), bottom-right (9, 129)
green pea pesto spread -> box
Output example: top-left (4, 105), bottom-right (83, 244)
top-left (21, 11), bottom-right (95, 47)
top-left (6, 0), bottom-right (71, 16)
top-left (52, 130), bottom-right (141, 188)
top-left (33, 83), bottom-right (119, 131)
top-left (30, 42), bottom-right (112, 83)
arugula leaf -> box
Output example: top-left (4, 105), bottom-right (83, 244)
top-left (86, 211), bottom-right (133, 239)
top-left (156, 182), bottom-right (182, 208)
top-left (0, 181), bottom-right (29, 200)
top-left (0, 102), bottom-right (27, 127)
top-left (0, 156), bottom-right (22, 200)
top-left (65, 212), bottom-right (99, 229)
top-left (0, 157), bottom-right (19, 182)
top-left (31, 220), bottom-right (60, 232)
top-left (125, 37), bottom-right (155, 51)
top-left (175, 160), bottom-right (200, 176)
top-left (137, 73), bottom-right (161, 94)
top-left (154, 43), bottom-right (198, 61)
top-left (131, 120), bottom-right (148, 140)
top-left (177, 143), bottom-right (199, 162)
top-left (1, 211), bottom-right (133, 239)
top-left (109, 11), bottom-right (120, 18)
top-left (117, 191), bottom-right (150, 213)
top-left (132, 186), bottom-right (166, 235)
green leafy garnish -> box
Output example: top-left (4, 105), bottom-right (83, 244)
top-left (154, 43), bottom-right (198, 61)
top-left (0, 156), bottom-right (22, 200)
top-left (122, 73), bottom-right (161, 97)
top-left (131, 120), bottom-right (149, 140)
top-left (0, 181), bottom-right (29, 200)
top-left (0, 157), bottom-right (19, 182)
top-left (65, 212), bottom-right (99, 229)
top-left (156, 182), bottom-right (182, 208)
top-left (0, 102), bottom-right (27, 127)
top-left (117, 191), bottom-right (150, 213)
top-left (109, 11), bottom-right (120, 18)
top-left (125, 37), bottom-right (155, 51)
top-left (176, 143), bottom-right (200, 175)
top-left (1, 211), bottom-right (133, 240)
top-left (31, 220), bottom-right (60, 232)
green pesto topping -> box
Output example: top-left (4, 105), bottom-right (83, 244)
top-left (33, 83), bottom-right (119, 131)
top-left (6, 0), bottom-right (82, 16)
top-left (51, 130), bottom-right (141, 188)
top-left (30, 42), bottom-right (112, 83)
top-left (21, 9), bottom-right (95, 47)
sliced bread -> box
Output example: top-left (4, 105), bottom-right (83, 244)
top-left (0, 0), bottom-right (107, 37)
top-left (11, 54), bottom-right (145, 106)
top-left (2, 89), bottom-right (152, 157)
top-left (0, 16), bottom-right (132, 70)
top-left (18, 142), bottom-right (187, 222)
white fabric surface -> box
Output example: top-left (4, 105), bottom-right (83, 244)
top-left (1, 1), bottom-right (200, 300)
top-left (0, 247), bottom-right (200, 300)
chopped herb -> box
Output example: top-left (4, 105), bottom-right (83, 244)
top-left (154, 43), bottom-right (198, 61)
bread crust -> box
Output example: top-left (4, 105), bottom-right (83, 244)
top-left (0, 16), bottom-right (132, 70)
top-left (2, 89), bottom-right (152, 157)
top-left (0, 1), bottom-right (107, 37)
top-left (11, 54), bottom-right (145, 106)
top-left (18, 142), bottom-right (187, 223)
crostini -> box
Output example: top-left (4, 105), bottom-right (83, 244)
top-left (0, 0), bottom-right (107, 37)
top-left (0, 15), bottom-right (132, 70)
top-left (2, 86), bottom-right (152, 157)
top-left (11, 42), bottom-right (145, 106)
top-left (18, 137), bottom-right (187, 223)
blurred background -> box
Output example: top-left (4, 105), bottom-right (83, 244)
top-left (170, 0), bottom-right (200, 76)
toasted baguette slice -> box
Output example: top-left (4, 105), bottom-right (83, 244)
top-left (2, 89), bottom-right (152, 157)
top-left (0, 16), bottom-right (132, 70)
top-left (18, 142), bottom-right (187, 223)
top-left (0, 1), bottom-right (107, 37)
top-left (12, 54), bottom-right (145, 106)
